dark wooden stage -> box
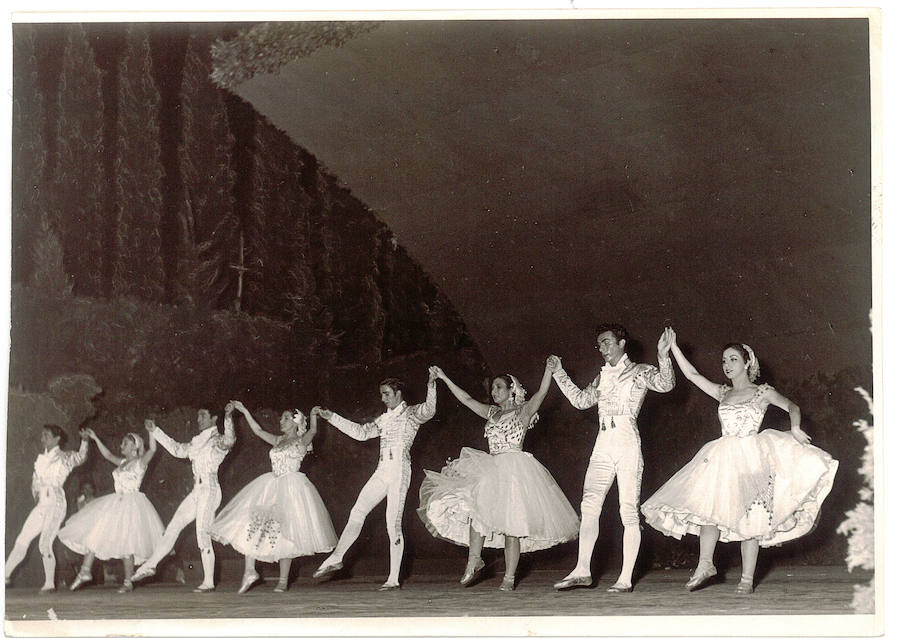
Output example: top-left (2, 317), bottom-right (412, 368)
top-left (3, 564), bottom-right (877, 637)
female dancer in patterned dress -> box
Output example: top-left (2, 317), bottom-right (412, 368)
top-left (641, 328), bottom-right (838, 593)
top-left (5, 425), bottom-right (89, 592)
top-left (210, 403), bottom-right (337, 593)
top-left (59, 426), bottom-right (164, 593)
top-left (418, 360), bottom-right (579, 591)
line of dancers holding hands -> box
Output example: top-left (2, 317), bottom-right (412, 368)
top-left (5, 325), bottom-right (838, 596)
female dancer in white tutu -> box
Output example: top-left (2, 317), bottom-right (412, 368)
top-left (210, 402), bottom-right (337, 593)
top-left (418, 361), bottom-right (580, 591)
top-left (59, 425), bottom-right (164, 593)
top-left (5, 425), bottom-right (89, 592)
top-left (641, 328), bottom-right (838, 594)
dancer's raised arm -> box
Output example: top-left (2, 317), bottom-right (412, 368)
top-left (667, 329), bottom-right (721, 399)
top-left (232, 401), bottom-right (278, 446)
top-left (84, 428), bottom-right (124, 465)
top-left (519, 358), bottom-right (555, 424)
top-left (302, 410), bottom-right (319, 447)
top-left (141, 422), bottom-right (157, 464)
top-left (430, 366), bottom-right (492, 419)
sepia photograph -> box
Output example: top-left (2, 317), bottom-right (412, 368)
top-left (2, 6), bottom-right (883, 637)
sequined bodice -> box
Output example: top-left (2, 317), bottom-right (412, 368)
top-left (484, 407), bottom-right (531, 455)
top-left (269, 436), bottom-right (307, 477)
top-left (113, 458), bottom-right (147, 494)
top-left (717, 384), bottom-right (771, 437)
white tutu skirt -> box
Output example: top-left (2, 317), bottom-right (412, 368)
top-left (58, 492), bottom-right (164, 562)
top-left (641, 429), bottom-right (838, 547)
top-left (418, 447), bottom-right (579, 553)
top-left (210, 471), bottom-right (337, 562)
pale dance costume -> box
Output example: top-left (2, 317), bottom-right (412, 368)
top-left (418, 405), bottom-right (579, 554)
top-left (211, 434), bottom-right (337, 587)
top-left (315, 382), bottom-right (436, 589)
top-left (58, 456), bottom-right (164, 589)
top-left (552, 353), bottom-right (674, 590)
top-left (5, 439), bottom-right (89, 591)
top-left (641, 383), bottom-right (838, 547)
top-left (131, 419), bottom-right (235, 591)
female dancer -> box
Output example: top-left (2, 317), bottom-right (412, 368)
top-left (210, 402), bottom-right (337, 593)
top-left (418, 361), bottom-right (579, 591)
top-left (5, 425), bottom-right (89, 592)
top-left (641, 328), bottom-right (838, 593)
top-left (59, 426), bottom-right (164, 593)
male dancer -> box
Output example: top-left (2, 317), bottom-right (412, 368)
top-left (131, 404), bottom-right (235, 592)
top-left (549, 324), bottom-right (674, 593)
top-left (313, 370), bottom-right (437, 591)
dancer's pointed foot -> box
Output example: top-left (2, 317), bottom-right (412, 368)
top-left (499, 576), bottom-right (516, 592)
top-left (312, 561), bottom-right (343, 581)
top-left (131, 566), bottom-right (156, 583)
top-left (735, 576), bottom-right (754, 594)
top-left (459, 558), bottom-right (485, 586)
top-left (553, 575), bottom-right (592, 590)
top-left (685, 563), bottom-right (717, 591)
top-left (237, 571), bottom-right (260, 594)
top-left (69, 571), bottom-right (92, 591)
top-left (606, 581), bottom-right (633, 593)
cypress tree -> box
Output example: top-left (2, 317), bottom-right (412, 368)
top-left (11, 25), bottom-right (47, 285)
top-left (112, 24), bottom-right (165, 300)
top-left (51, 23), bottom-right (104, 296)
top-left (176, 30), bottom-right (238, 309)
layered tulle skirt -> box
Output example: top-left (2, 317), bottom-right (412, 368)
top-left (210, 471), bottom-right (337, 562)
top-left (641, 429), bottom-right (838, 546)
top-left (418, 447), bottom-right (579, 552)
top-left (58, 492), bottom-right (164, 562)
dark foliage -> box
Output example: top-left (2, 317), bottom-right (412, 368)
top-left (112, 25), bottom-right (165, 300)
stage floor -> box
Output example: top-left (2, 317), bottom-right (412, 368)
top-left (4, 565), bottom-right (868, 623)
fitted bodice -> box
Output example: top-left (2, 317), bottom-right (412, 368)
top-left (269, 436), bottom-right (308, 477)
top-left (717, 384), bottom-right (772, 437)
top-left (113, 458), bottom-right (147, 494)
top-left (484, 406), bottom-right (533, 455)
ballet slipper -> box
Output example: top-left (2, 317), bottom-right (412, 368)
top-left (459, 558), bottom-right (485, 586)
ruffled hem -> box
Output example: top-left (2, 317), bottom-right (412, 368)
top-left (58, 492), bottom-right (164, 562)
top-left (210, 471), bottom-right (337, 561)
top-left (417, 447), bottom-right (579, 553)
top-left (642, 430), bottom-right (838, 546)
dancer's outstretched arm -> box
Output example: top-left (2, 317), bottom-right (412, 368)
top-left (410, 369), bottom-right (438, 424)
top-left (84, 428), bottom-right (124, 465)
top-left (146, 420), bottom-right (190, 458)
top-left (141, 422), bottom-right (158, 464)
top-left (667, 329), bottom-right (720, 399)
top-left (429, 366), bottom-right (492, 419)
top-left (547, 355), bottom-right (599, 410)
top-left (636, 329), bottom-right (676, 393)
top-left (231, 401), bottom-right (278, 446)
top-left (519, 358), bottom-right (555, 424)
top-left (302, 410), bottom-right (319, 447)
top-left (317, 408), bottom-right (379, 441)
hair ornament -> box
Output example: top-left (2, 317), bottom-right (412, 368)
top-left (741, 344), bottom-right (760, 382)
